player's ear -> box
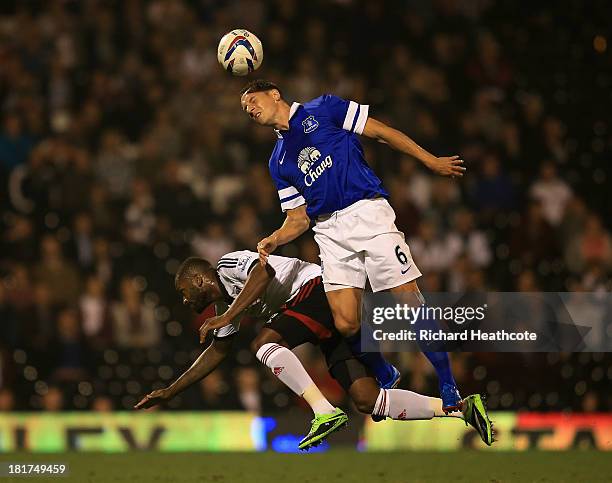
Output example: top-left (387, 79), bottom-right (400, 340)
top-left (272, 89), bottom-right (280, 102)
top-left (194, 274), bottom-right (204, 288)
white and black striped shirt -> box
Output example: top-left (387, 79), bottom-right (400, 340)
top-left (214, 250), bottom-right (321, 338)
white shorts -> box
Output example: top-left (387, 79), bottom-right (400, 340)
top-left (312, 198), bottom-right (422, 292)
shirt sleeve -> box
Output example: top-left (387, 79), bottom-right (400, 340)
top-left (277, 185), bottom-right (306, 212)
top-left (269, 147), bottom-right (306, 212)
top-left (322, 94), bottom-right (369, 135)
top-left (213, 251), bottom-right (259, 338)
top-left (211, 300), bottom-right (241, 339)
top-left (216, 251), bottom-right (259, 282)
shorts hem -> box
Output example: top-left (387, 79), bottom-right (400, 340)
top-left (370, 272), bottom-right (422, 292)
top-left (323, 281), bottom-right (366, 292)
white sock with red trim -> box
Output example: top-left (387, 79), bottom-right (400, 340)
top-left (373, 389), bottom-right (460, 420)
top-left (256, 343), bottom-right (335, 415)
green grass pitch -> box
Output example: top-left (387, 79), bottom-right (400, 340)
top-left (2, 451), bottom-right (611, 482)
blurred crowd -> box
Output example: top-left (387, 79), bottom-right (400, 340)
top-left (0, 0), bottom-right (610, 414)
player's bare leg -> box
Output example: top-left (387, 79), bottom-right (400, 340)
top-left (389, 280), bottom-right (461, 413)
top-left (325, 287), bottom-right (400, 390)
top-left (324, 286), bottom-right (363, 337)
top-left (251, 328), bottom-right (348, 451)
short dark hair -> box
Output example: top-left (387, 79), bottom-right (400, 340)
top-left (174, 257), bottom-right (213, 287)
top-left (240, 79), bottom-right (283, 98)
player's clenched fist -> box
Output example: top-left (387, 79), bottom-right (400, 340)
top-left (257, 234), bottom-right (278, 265)
top-left (134, 388), bottom-right (170, 410)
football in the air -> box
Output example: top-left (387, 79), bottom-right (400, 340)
top-left (217, 29), bottom-right (263, 76)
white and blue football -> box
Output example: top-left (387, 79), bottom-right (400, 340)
top-left (217, 29), bottom-right (263, 76)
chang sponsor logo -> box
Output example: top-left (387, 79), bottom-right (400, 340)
top-left (304, 155), bottom-right (333, 186)
top-left (298, 146), bottom-right (333, 187)
top-left (297, 147), bottom-right (321, 174)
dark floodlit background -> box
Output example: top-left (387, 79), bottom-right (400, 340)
top-left (0, 0), bottom-right (610, 425)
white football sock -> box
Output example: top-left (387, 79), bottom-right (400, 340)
top-left (256, 343), bottom-right (335, 415)
top-left (372, 389), bottom-right (462, 420)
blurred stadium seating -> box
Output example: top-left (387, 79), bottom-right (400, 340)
top-left (0, 0), bottom-right (610, 419)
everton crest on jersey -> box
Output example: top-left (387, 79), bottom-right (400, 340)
top-left (269, 95), bottom-right (388, 218)
top-left (302, 115), bottom-right (319, 133)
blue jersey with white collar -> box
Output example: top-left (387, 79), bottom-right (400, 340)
top-left (269, 95), bottom-right (388, 218)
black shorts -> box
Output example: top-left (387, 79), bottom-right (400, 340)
top-left (266, 276), bottom-right (374, 390)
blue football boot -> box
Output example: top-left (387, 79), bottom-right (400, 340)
top-left (441, 382), bottom-right (462, 414)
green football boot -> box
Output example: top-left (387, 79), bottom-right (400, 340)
top-left (462, 394), bottom-right (495, 446)
top-left (298, 408), bottom-right (348, 451)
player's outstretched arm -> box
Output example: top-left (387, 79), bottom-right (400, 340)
top-left (257, 205), bottom-right (310, 264)
top-left (199, 263), bottom-right (276, 342)
top-left (134, 336), bottom-right (233, 410)
top-left (362, 117), bottom-right (466, 177)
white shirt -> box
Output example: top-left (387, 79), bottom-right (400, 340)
top-left (214, 250), bottom-right (321, 338)
top-left (529, 178), bottom-right (572, 226)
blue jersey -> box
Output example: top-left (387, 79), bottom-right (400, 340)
top-left (269, 95), bottom-right (388, 218)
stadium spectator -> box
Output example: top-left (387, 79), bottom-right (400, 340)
top-left (424, 178), bottom-right (461, 232)
top-left (387, 178), bottom-right (421, 236)
top-left (79, 275), bottom-right (113, 350)
top-left (0, 113), bottom-right (35, 171)
top-left (56, 149), bottom-right (95, 218)
top-left (0, 387), bottom-right (16, 411)
top-left (41, 386), bottom-right (65, 412)
top-left (112, 276), bottom-right (160, 349)
top-left (69, 213), bottom-right (96, 270)
top-left (577, 215), bottom-right (612, 270)
top-left (409, 220), bottom-right (452, 273)
top-left (191, 222), bottom-right (235, 264)
top-left (234, 367), bottom-right (263, 413)
top-left (232, 203), bottom-right (263, 248)
top-left (33, 235), bottom-right (81, 307)
top-left (91, 237), bottom-right (117, 289)
top-left (581, 265), bottom-right (610, 293)
top-left (124, 178), bottom-right (156, 246)
top-left (559, 196), bottom-right (589, 253)
top-left (529, 161), bottom-right (572, 227)
top-left (196, 370), bottom-right (239, 411)
top-left (471, 152), bottom-right (516, 217)
top-left (51, 307), bottom-right (90, 382)
top-left (20, 283), bottom-right (56, 353)
top-left (154, 159), bottom-right (200, 230)
top-left (515, 271), bottom-right (541, 292)
top-left (510, 200), bottom-right (559, 269)
top-left (6, 264), bottom-right (33, 315)
top-left (445, 208), bottom-right (492, 268)
top-left (397, 157), bottom-right (432, 213)
top-left (88, 184), bottom-right (117, 235)
top-left (95, 130), bottom-right (134, 200)
top-left (467, 31), bottom-right (513, 88)
top-left (2, 214), bottom-right (37, 262)
top-left (447, 255), bottom-right (473, 292)
top-left (92, 395), bottom-right (114, 412)
top-left (564, 213), bottom-right (612, 274)
top-left (542, 116), bottom-right (569, 165)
